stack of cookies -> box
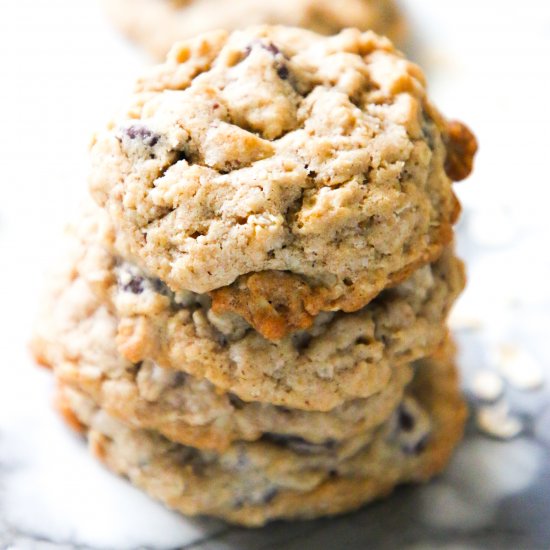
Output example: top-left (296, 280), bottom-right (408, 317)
top-left (33, 26), bottom-right (476, 526)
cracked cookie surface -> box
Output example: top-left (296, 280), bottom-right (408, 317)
top-left (101, 0), bottom-right (406, 60)
top-left (90, 27), bottom-right (476, 339)
top-left (56, 340), bottom-right (466, 526)
top-left (34, 207), bottom-right (465, 411)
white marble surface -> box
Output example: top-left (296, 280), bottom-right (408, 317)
top-left (1, 1), bottom-right (550, 548)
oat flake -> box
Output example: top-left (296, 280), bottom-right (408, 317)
top-left (491, 344), bottom-right (544, 391)
top-left (476, 401), bottom-right (522, 440)
top-left (471, 370), bottom-right (504, 402)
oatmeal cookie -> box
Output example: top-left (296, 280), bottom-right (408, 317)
top-left (33, 255), bottom-right (415, 451)
top-left (36, 208), bottom-right (464, 411)
top-left (90, 27), bottom-right (476, 339)
top-left (101, 0), bottom-right (406, 60)
top-left (56, 340), bottom-right (466, 526)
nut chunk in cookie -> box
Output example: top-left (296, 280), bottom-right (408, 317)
top-left (90, 26), bottom-right (476, 339)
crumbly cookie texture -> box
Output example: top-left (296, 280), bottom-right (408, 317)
top-left (90, 26), bottom-right (476, 339)
top-left (35, 208), bottom-right (464, 411)
top-left (56, 340), bottom-right (466, 526)
top-left (33, 252), bottom-right (415, 451)
top-left (101, 0), bottom-right (406, 60)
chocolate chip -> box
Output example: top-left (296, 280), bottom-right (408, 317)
top-left (292, 332), bottom-right (312, 352)
top-left (276, 64), bottom-right (289, 80)
top-left (411, 435), bottom-right (429, 454)
top-left (264, 42), bottom-right (281, 56)
top-left (243, 42), bottom-right (282, 61)
top-left (228, 393), bottom-right (246, 410)
top-left (394, 401), bottom-right (431, 455)
top-left (263, 433), bottom-right (337, 455)
top-left (215, 333), bottom-right (228, 347)
top-left (398, 406), bottom-right (415, 432)
top-left (242, 41), bottom-right (290, 80)
top-left (264, 43), bottom-right (290, 80)
top-left (123, 275), bottom-right (145, 294)
top-left (261, 487), bottom-right (279, 504)
top-left (172, 372), bottom-right (187, 387)
top-left (125, 125), bottom-right (160, 147)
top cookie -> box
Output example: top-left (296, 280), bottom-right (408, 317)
top-left (90, 27), bottom-right (476, 338)
top-left (101, 0), bottom-right (406, 60)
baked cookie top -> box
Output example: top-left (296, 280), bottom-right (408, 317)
top-left (101, 0), bottom-right (406, 60)
top-left (56, 339), bottom-right (466, 526)
top-left (90, 27), bottom-right (475, 339)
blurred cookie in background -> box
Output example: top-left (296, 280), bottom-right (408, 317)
top-left (100, 0), bottom-right (406, 59)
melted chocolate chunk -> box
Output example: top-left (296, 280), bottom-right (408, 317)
top-left (125, 125), bottom-right (160, 147)
top-left (123, 275), bottom-right (145, 294)
top-left (263, 433), bottom-right (337, 455)
top-left (228, 393), bottom-right (246, 410)
top-left (276, 64), bottom-right (289, 80)
top-left (394, 401), bottom-right (431, 455)
top-left (398, 405), bottom-right (415, 432)
top-left (242, 42), bottom-right (290, 81)
top-left (291, 332), bottom-right (312, 352)
top-left (172, 371), bottom-right (187, 387)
